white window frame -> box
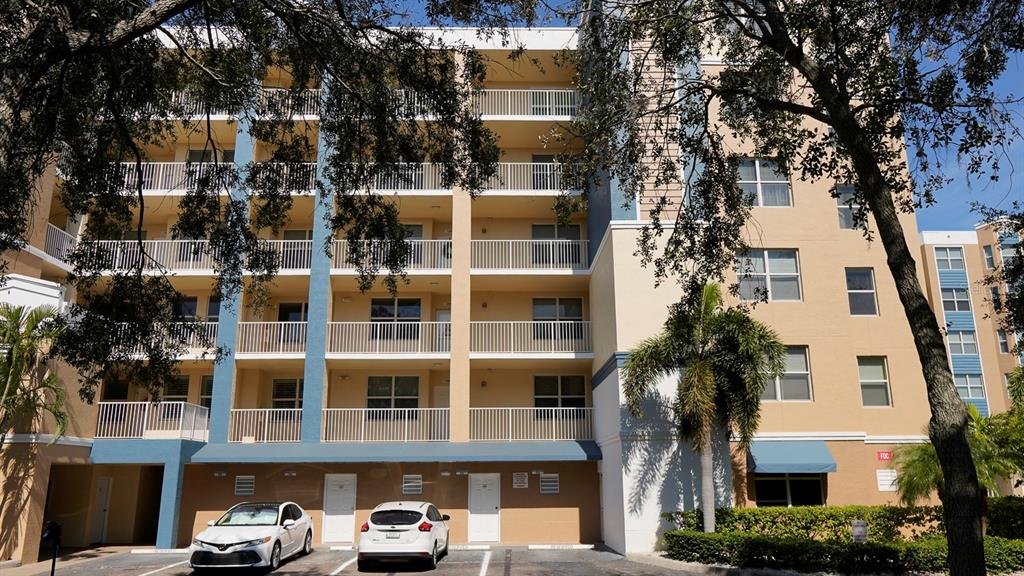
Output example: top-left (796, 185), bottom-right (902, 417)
top-left (736, 249), bottom-right (802, 302)
top-left (163, 375), bottom-right (190, 403)
top-left (737, 158), bottom-right (791, 207)
top-left (533, 374), bottom-right (588, 408)
top-left (934, 246), bottom-right (965, 270)
top-left (954, 374), bottom-right (986, 399)
top-left (200, 375), bottom-right (214, 409)
top-left (762, 346), bottom-right (812, 402)
top-left (532, 297), bottom-right (584, 321)
top-left (369, 298), bottom-right (422, 322)
top-left (835, 184), bottom-right (862, 230)
top-left (941, 288), bottom-right (971, 312)
top-left (1001, 244), bottom-right (1020, 268)
top-left (845, 267), bottom-right (878, 316)
top-left (858, 356), bottom-right (892, 408)
top-left (947, 331), bottom-right (979, 355)
top-left (997, 330), bottom-right (1010, 354)
top-left (983, 245), bottom-right (995, 269)
top-left (271, 378), bottom-right (303, 409)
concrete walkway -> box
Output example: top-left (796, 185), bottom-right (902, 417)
top-left (2, 546), bottom-right (136, 576)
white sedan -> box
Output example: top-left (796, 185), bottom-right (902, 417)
top-left (357, 501), bottom-right (450, 570)
top-left (189, 501), bottom-right (313, 572)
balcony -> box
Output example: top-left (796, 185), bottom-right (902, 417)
top-left (321, 408), bottom-right (449, 442)
top-left (264, 239), bottom-right (313, 271)
top-left (158, 88), bottom-right (321, 118)
top-left (326, 322), bottom-right (450, 357)
top-left (478, 163), bottom-right (582, 195)
top-left (332, 240), bottom-right (451, 272)
top-left (95, 401), bottom-right (209, 441)
top-left (470, 407), bottom-right (593, 441)
top-left (111, 161), bottom-right (316, 195)
top-left (473, 89), bottom-right (579, 118)
top-left (470, 321), bottom-right (593, 357)
top-left (119, 321), bottom-right (218, 358)
top-left (236, 322), bottom-right (307, 356)
top-left (82, 240), bottom-right (217, 272)
top-left (471, 240), bottom-right (589, 271)
top-left (228, 408), bottom-right (302, 443)
top-left (44, 223), bottom-right (75, 264)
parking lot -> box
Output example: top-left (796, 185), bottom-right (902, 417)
top-left (13, 548), bottom-right (705, 576)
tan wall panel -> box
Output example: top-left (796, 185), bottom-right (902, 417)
top-left (469, 369), bottom-right (591, 407)
top-left (471, 291), bottom-right (588, 321)
top-left (471, 217), bottom-right (587, 241)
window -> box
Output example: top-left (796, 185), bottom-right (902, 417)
top-left (534, 375), bottom-right (587, 408)
top-left (955, 374), bottom-right (985, 399)
top-left (835, 185), bottom-right (861, 230)
top-left (427, 506), bottom-right (443, 522)
top-left (370, 298), bottom-right (421, 340)
top-left (762, 347), bottom-right (812, 401)
top-left (736, 249), bottom-right (801, 301)
top-left (845, 268), bottom-right (878, 315)
top-left (187, 148), bottom-right (235, 163)
top-left (737, 158), bottom-right (791, 207)
top-left (531, 154), bottom-right (558, 190)
top-left (531, 223), bottom-right (582, 266)
top-left (997, 330), bottom-right (1010, 354)
top-left (234, 475), bottom-right (255, 497)
top-left (934, 247), bottom-right (965, 270)
top-left (175, 297), bottom-right (198, 320)
top-left (200, 375), bottom-right (214, 409)
top-left (539, 474), bottom-right (560, 495)
top-left (991, 287), bottom-right (1002, 310)
top-left (272, 378), bottom-right (303, 409)
top-left (277, 302), bottom-right (308, 322)
top-left (858, 357), bottom-right (891, 407)
top-left (754, 474), bottom-right (824, 507)
top-left (402, 475), bottom-right (423, 495)
top-left (163, 375), bottom-right (190, 402)
top-left (285, 505), bottom-right (302, 522)
top-left (947, 331), bottom-right (978, 355)
top-left (1002, 244), bottom-right (1020, 267)
top-left (983, 245), bottom-right (995, 269)
top-left (367, 376), bottom-right (419, 409)
top-left (941, 288), bottom-right (971, 311)
top-left (533, 298), bottom-right (585, 340)
top-left (207, 297), bottom-right (221, 322)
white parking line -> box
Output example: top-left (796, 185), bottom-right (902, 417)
top-left (479, 550), bottom-right (492, 576)
top-left (330, 556), bottom-right (359, 574)
top-left (137, 560), bottom-right (188, 576)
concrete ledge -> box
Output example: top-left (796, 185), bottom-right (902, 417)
top-left (629, 553), bottom-right (822, 576)
top-left (451, 544), bottom-right (491, 550)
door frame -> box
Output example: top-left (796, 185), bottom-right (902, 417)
top-left (322, 473), bottom-right (358, 543)
top-left (468, 473), bottom-right (501, 543)
top-left (89, 476), bottom-right (113, 544)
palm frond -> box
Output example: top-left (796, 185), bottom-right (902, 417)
top-left (676, 358), bottom-right (717, 451)
top-left (622, 333), bottom-right (677, 418)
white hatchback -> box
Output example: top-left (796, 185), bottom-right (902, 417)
top-left (357, 501), bottom-right (450, 570)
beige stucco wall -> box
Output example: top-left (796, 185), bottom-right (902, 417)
top-left (469, 369), bottom-right (591, 408)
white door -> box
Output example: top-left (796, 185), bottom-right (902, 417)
top-left (323, 474), bottom-right (357, 543)
top-left (435, 310), bottom-right (451, 350)
top-left (432, 385), bottom-right (450, 408)
top-left (89, 476), bottom-right (112, 544)
top-left (468, 473), bottom-right (501, 542)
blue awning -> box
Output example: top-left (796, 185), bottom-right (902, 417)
top-left (749, 440), bottom-right (837, 474)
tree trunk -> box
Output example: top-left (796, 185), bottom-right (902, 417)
top-left (701, 436), bottom-right (716, 532)
top-left (826, 104), bottom-right (985, 575)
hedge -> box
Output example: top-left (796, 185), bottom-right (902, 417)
top-left (663, 530), bottom-right (1024, 574)
top-left (662, 497), bottom-right (1024, 542)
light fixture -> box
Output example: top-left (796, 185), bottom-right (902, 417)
top-left (481, 301), bottom-right (488, 308)
top-left (283, 470), bottom-right (297, 477)
top-left (531, 469), bottom-right (544, 475)
top-left (455, 469), bottom-right (469, 476)
top-left (440, 470), bottom-right (452, 477)
top-left (481, 380), bottom-right (487, 387)
top-left (213, 470), bottom-right (227, 478)
top-left (341, 296), bottom-right (353, 303)
top-left (340, 374), bottom-right (350, 381)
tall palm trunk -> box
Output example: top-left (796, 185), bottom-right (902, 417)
top-left (701, 436), bottom-right (716, 532)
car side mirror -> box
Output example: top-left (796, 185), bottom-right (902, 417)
top-left (207, 520), bottom-right (215, 526)
top-left (441, 514), bottom-right (451, 521)
top-left (283, 519), bottom-right (296, 527)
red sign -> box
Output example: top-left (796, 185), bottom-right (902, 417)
top-left (877, 451), bottom-right (893, 462)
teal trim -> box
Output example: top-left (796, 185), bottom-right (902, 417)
top-left (943, 311), bottom-right (976, 332)
top-left (749, 440), bottom-right (837, 474)
top-left (937, 269), bottom-right (969, 288)
top-left (965, 398), bottom-right (990, 417)
top-left (209, 117), bottom-right (255, 443)
top-left (951, 354), bottom-right (983, 374)
top-left (301, 91), bottom-right (331, 443)
top-left (191, 441), bottom-right (602, 462)
top-left (592, 352), bottom-right (630, 389)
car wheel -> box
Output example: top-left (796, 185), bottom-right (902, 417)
top-left (302, 530), bottom-right (313, 555)
top-left (441, 536), bottom-right (449, 557)
top-left (357, 558), bottom-right (373, 572)
top-left (269, 541), bottom-right (282, 571)
top-left (426, 541), bottom-right (438, 569)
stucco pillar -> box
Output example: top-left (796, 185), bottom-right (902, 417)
top-left (155, 454), bottom-right (186, 549)
top-left (208, 117), bottom-right (255, 444)
top-left (448, 187), bottom-right (472, 441)
top-left (1, 445), bottom-right (51, 564)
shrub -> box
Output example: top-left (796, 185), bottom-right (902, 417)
top-left (663, 530), bottom-right (1024, 574)
top-left (989, 496), bottom-right (1024, 539)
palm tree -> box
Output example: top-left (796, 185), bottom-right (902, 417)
top-left (0, 304), bottom-right (66, 442)
top-left (622, 283), bottom-right (785, 532)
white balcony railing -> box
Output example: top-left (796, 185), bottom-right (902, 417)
top-left (470, 407), bottom-right (593, 441)
top-left (228, 408), bottom-right (302, 443)
top-left (116, 162), bottom-right (227, 193)
top-left (473, 89), bottom-right (579, 117)
top-left (327, 322), bottom-right (450, 354)
top-left (259, 88), bottom-right (322, 116)
top-left (236, 322), bottom-right (307, 355)
top-left (95, 401), bottom-right (209, 441)
top-left (479, 163), bottom-right (582, 192)
top-left (332, 240), bottom-right (451, 271)
top-left (165, 91), bottom-right (236, 117)
top-left (252, 162), bottom-right (318, 193)
top-left (82, 240), bottom-right (217, 271)
top-left (321, 408), bottom-right (450, 442)
top-left (117, 322), bottom-right (218, 356)
top-left (353, 163), bottom-right (448, 192)
top-left (263, 240), bottom-right (313, 270)
top-left (471, 240), bottom-right (589, 270)
top-left (470, 321), bottom-right (592, 354)
top-left (44, 224), bottom-right (76, 263)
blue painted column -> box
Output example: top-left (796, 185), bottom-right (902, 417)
top-left (300, 89), bottom-right (332, 442)
top-left (155, 451), bottom-right (186, 549)
top-left (209, 117), bottom-right (256, 443)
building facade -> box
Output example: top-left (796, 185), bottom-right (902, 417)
top-left (1, 27), bottom-right (1019, 566)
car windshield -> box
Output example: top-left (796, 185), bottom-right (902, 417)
top-left (370, 510), bottom-right (423, 525)
top-left (216, 504), bottom-right (280, 526)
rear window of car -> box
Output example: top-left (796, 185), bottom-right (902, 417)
top-left (370, 510), bottom-right (423, 525)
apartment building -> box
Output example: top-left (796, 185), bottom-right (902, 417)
top-left (1, 27), bottom-right (1017, 566)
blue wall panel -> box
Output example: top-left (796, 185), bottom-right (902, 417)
top-left (965, 398), bottom-right (990, 418)
top-left (937, 269), bottom-right (969, 289)
top-left (943, 311), bottom-right (976, 332)
top-left (950, 354), bottom-right (983, 374)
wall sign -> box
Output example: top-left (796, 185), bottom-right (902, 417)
top-left (876, 451), bottom-right (893, 462)
top-left (512, 472), bottom-right (528, 489)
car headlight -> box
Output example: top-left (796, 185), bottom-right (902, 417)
top-left (241, 536), bottom-right (272, 548)
top-left (192, 538), bottom-right (203, 547)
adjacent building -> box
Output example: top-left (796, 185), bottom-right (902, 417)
top-left (1, 27), bottom-right (1019, 566)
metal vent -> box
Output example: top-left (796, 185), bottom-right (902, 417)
top-left (234, 475), bottom-right (255, 496)
top-left (539, 473), bottom-right (560, 495)
top-left (402, 474), bottom-right (423, 495)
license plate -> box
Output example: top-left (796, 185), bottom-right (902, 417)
top-left (386, 532), bottom-right (400, 539)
